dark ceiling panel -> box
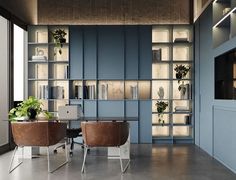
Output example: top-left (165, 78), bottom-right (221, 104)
top-left (0, 0), bottom-right (37, 24)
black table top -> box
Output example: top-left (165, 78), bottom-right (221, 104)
top-left (8, 117), bottom-right (138, 122)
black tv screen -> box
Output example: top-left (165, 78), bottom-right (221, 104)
top-left (215, 48), bottom-right (236, 99)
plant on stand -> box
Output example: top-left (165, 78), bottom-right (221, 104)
top-left (174, 64), bottom-right (190, 91)
top-left (51, 29), bottom-right (67, 55)
top-left (155, 101), bottom-right (168, 126)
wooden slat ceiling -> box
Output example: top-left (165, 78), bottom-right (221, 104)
top-left (0, 0), bottom-right (192, 25)
top-left (38, 0), bottom-right (191, 25)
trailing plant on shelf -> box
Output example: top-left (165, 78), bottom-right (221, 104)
top-left (155, 101), bottom-right (168, 126)
top-left (9, 96), bottom-right (52, 120)
top-left (51, 29), bottom-right (67, 55)
top-left (174, 64), bottom-right (190, 91)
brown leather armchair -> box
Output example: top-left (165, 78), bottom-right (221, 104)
top-left (9, 121), bottom-right (68, 173)
top-left (81, 121), bottom-right (130, 173)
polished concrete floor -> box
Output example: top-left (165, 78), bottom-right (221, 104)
top-left (0, 144), bottom-right (236, 180)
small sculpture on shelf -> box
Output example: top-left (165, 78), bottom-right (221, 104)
top-left (51, 29), bottom-right (67, 55)
top-left (155, 101), bottom-right (168, 126)
top-left (157, 86), bottom-right (164, 99)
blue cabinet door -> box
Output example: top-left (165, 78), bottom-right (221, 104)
top-left (84, 100), bottom-right (97, 117)
top-left (70, 26), bottom-right (83, 79)
top-left (98, 26), bottom-right (124, 79)
top-left (126, 100), bottom-right (139, 143)
top-left (139, 100), bottom-right (152, 143)
top-left (84, 26), bottom-right (97, 79)
top-left (98, 100), bottom-right (124, 117)
top-left (139, 26), bottom-right (152, 79)
top-left (125, 26), bottom-right (139, 79)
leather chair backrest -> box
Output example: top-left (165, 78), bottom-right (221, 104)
top-left (11, 121), bottom-right (67, 147)
top-left (81, 121), bottom-right (129, 147)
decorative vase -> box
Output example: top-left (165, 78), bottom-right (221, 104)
top-left (176, 73), bottom-right (182, 80)
top-left (28, 108), bottom-right (37, 119)
top-left (157, 87), bottom-right (164, 99)
top-left (59, 38), bottom-right (66, 43)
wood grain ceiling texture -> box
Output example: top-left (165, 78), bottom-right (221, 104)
top-left (37, 0), bottom-right (191, 25)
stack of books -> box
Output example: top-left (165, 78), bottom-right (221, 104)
top-left (175, 106), bottom-right (190, 113)
top-left (38, 85), bottom-right (48, 99)
top-left (83, 85), bottom-right (96, 99)
top-left (174, 37), bottom-right (189, 43)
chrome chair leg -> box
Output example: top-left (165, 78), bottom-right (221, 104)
top-left (47, 140), bottom-right (68, 173)
top-left (81, 146), bottom-right (88, 173)
top-left (118, 147), bottom-right (130, 173)
top-left (9, 146), bottom-right (23, 173)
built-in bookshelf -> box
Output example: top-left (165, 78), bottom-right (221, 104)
top-left (27, 25), bottom-right (69, 115)
top-left (68, 80), bottom-right (150, 101)
top-left (213, 0), bottom-right (236, 47)
top-left (152, 25), bottom-right (194, 144)
top-left (28, 25), bottom-right (194, 144)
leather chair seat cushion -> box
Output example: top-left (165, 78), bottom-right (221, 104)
top-left (81, 122), bottom-right (129, 147)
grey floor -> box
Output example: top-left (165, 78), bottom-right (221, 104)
top-left (0, 144), bottom-right (236, 180)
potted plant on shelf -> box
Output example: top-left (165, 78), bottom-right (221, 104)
top-left (155, 101), bottom-right (168, 126)
top-left (9, 96), bottom-right (52, 120)
top-left (51, 29), bottom-right (67, 55)
top-left (174, 64), bottom-right (190, 91)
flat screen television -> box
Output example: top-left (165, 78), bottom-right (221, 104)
top-left (215, 48), bottom-right (236, 99)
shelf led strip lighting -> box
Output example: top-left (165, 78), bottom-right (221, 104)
top-left (213, 7), bottom-right (236, 28)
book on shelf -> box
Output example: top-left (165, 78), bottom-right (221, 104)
top-left (184, 115), bottom-right (191, 125)
top-left (64, 65), bottom-right (69, 79)
top-left (74, 85), bottom-right (83, 99)
top-left (50, 86), bottom-right (64, 99)
top-left (37, 85), bottom-right (48, 99)
top-left (130, 85), bottom-right (138, 99)
top-left (174, 38), bottom-right (189, 43)
top-left (175, 106), bottom-right (190, 112)
top-left (152, 49), bottom-right (162, 62)
top-left (32, 55), bottom-right (47, 61)
top-left (88, 85), bottom-right (96, 99)
top-left (83, 86), bottom-right (88, 99)
top-left (83, 85), bottom-right (96, 99)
